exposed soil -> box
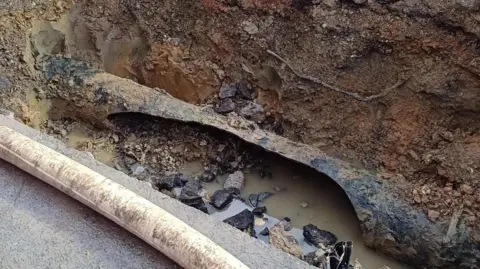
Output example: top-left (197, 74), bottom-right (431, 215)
top-left (58, 0), bottom-right (479, 238)
top-left (0, 0), bottom-right (479, 267)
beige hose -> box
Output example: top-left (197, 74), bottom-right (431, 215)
top-left (0, 126), bottom-right (250, 269)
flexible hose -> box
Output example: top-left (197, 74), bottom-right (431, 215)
top-left (0, 126), bottom-right (250, 269)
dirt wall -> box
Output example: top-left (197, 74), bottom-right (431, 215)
top-left (64, 0), bottom-right (480, 240)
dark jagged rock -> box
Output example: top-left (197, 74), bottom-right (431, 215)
top-left (219, 84), bottom-right (237, 99)
top-left (223, 209), bottom-right (254, 231)
top-left (236, 81), bottom-right (253, 100)
top-left (258, 192), bottom-right (273, 201)
top-left (252, 206), bottom-right (267, 216)
top-left (210, 188), bottom-right (239, 209)
top-left (248, 192), bottom-right (273, 208)
top-left (182, 180), bottom-right (203, 196)
top-left (152, 173), bottom-right (188, 191)
top-left (178, 194), bottom-right (208, 213)
top-left (248, 193), bottom-right (259, 207)
top-left (260, 227), bottom-right (270, 236)
top-left (178, 180), bottom-right (207, 213)
top-left (215, 98), bottom-right (235, 114)
top-left (303, 224), bottom-right (337, 246)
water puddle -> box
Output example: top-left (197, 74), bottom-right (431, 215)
top-left (65, 124), bottom-right (116, 165)
top-left (183, 159), bottom-right (409, 269)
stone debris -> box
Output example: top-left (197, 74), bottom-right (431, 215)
top-left (178, 180), bottom-right (207, 213)
top-left (219, 84), bottom-right (237, 99)
top-left (223, 209), bottom-right (254, 231)
top-left (303, 223), bottom-right (337, 246)
top-left (215, 98), bottom-right (235, 114)
top-left (210, 188), bottom-right (239, 209)
top-left (152, 173), bottom-right (188, 191)
top-left (224, 171), bottom-right (244, 190)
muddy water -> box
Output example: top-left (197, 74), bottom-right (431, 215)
top-left (183, 159), bottom-right (409, 269)
top-left (65, 124), bottom-right (116, 165)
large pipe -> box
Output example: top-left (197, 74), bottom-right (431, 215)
top-left (0, 125), bottom-right (250, 269)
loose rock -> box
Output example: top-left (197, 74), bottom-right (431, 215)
top-left (301, 202), bottom-right (308, 208)
top-left (241, 21), bottom-right (259, 35)
top-left (210, 188), bottom-right (239, 209)
top-left (224, 171), bottom-right (244, 190)
top-left (152, 173), bottom-right (188, 190)
top-left (182, 180), bottom-right (203, 196)
top-left (252, 206), bottom-right (267, 216)
top-left (237, 82), bottom-right (254, 100)
top-left (248, 193), bottom-right (259, 207)
top-left (219, 84), bottom-right (237, 99)
top-left (178, 194), bottom-right (208, 213)
top-left (269, 226), bottom-right (302, 257)
top-left (223, 209), bottom-right (254, 231)
top-left (215, 98), bottom-right (235, 114)
top-left (303, 224), bottom-right (337, 246)
top-left (178, 180), bottom-right (207, 213)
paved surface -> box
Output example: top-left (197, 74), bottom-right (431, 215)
top-left (0, 159), bottom-right (178, 269)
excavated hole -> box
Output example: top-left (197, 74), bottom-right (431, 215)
top-left (36, 110), bottom-right (408, 268)
top-left (23, 11), bottom-right (410, 269)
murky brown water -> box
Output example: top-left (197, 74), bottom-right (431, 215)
top-left (65, 124), bottom-right (116, 165)
top-left (183, 158), bottom-right (410, 269)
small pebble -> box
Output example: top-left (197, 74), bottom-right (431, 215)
top-left (301, 202), bottom-right (308, 208)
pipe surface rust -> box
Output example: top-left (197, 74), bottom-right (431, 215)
top-left (0, 126), bottom-right (250, 269)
